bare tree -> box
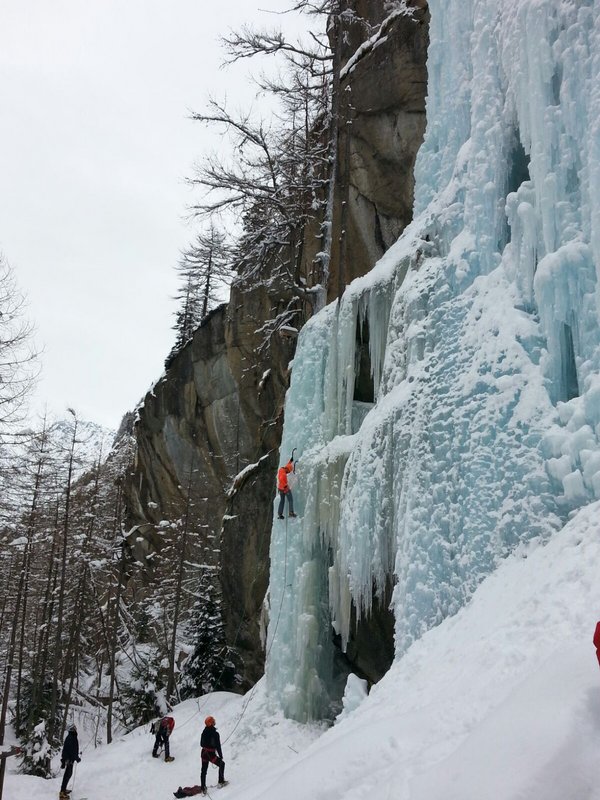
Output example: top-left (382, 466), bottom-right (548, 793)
top-left (189, 14), bottom-right (334, 306)
top-left (0, 255), bottom-right (38, 541)
top-left (213, 0), bottom-right (361, 309)
top-left (48, 409), bottom-right (79, 748)
top-left (0, 255), bottom-right (37, 445)
top-left (165, 458), bottom-right (195, 701)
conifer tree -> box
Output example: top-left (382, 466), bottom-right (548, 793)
top-left (170, 223), bottom-right (233, 359)
top-left (179, 573), bottom-right (233, 698)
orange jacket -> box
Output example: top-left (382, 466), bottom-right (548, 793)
top-left (277, 460), bottom-right (293, 492)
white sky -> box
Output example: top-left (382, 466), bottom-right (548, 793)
top-left (0, 0), bottom-right (302, 430)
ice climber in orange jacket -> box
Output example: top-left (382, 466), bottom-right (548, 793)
top-left (277, 455), bottom-right (297, 520)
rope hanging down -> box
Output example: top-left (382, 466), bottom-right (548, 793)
top-left (221, 514), bottom-right (290, 744)
top-left (165, 443), bottom-right (299, 748)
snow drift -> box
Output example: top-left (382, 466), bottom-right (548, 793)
top-left (7, 501), bottom-right (600, 800)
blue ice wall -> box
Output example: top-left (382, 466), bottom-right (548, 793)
top-left (266, 0), bottom-right (600, 721)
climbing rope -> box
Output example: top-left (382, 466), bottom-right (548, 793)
top-left (167, 531), bottom-right (290, 800)
top-left (169, 440), bottom-right (298, 757)
top-left (174, 490), bottom-right (288, 737)
top-left (218, 450), bottom-right (299, 744)
top-left (221, 514), bottom-right (290, 744)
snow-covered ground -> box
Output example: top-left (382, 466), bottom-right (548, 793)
top-left (7, 501), bottom-right (600, 800)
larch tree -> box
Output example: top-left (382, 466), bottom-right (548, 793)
top-left (169, 223), bottom-right (233, 361)
top-left (0, 255), bottom-right (37, 446)
top-left (213, 0), bottom-right (362, 309)
top-left (0, 253), bottom-right (37, 799)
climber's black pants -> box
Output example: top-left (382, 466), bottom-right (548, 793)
top-left (201, 750), bottom-right (225, 787)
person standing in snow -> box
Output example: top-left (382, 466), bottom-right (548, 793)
top-left (277, 455), bottom-right (297, 520)
top-left (200, 716), bottom-right (227, 793)
top-left (59, 724), bottom-right (81, 799)
top-left (594, 621), bottom-right (600, 667)
top-left (152, 715), bottom-right (175, 762)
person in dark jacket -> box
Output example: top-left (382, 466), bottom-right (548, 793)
top-left (152, 715), bottom-right (175, 762)
top-left (59, 724), bottom-right (81, 799)
top-left (200, 716), bottom-right (226, 793)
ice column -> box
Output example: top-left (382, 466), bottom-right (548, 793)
top-left (266, 267), bottom-right (400, 720)
top-left (266, 0), bottom-right (600, 721)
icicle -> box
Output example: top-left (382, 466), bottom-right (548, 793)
top-left (267, 0), bottom-right (600, 722)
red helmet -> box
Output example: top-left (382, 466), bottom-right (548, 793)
top-left (205, 716), bottom-right (215, 727)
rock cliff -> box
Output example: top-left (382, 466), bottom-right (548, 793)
top-left (124, 1), bottom-right (429, 692)
top-left (329, 0), bottom-right (430, 295)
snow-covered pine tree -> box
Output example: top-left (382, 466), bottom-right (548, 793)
top-left (19, 718), bottom-right (55, 779)
top-left (179, 573), bottom-right (234, 699)
top-left (3, 413), bottom-right (134, 769)
top-left (119, 645), bottom-right (168, 728)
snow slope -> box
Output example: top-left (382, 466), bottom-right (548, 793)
top-left (8, 501), bottom-right (600, 800)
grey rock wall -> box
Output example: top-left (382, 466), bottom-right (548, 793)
top-left (123, 1), bottom-right (429, 693)
top-left (125, 281), bottom-right (297, 688)
top-left (330, 1), bottom-right (430, 293)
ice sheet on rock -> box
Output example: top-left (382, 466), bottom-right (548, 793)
top-left (267, 0), bottom-right (600, 722)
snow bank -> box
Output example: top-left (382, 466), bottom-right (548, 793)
top-left (8, 503), bottom-right (600, 800)
top-left (258, 502), bottom-right (600, 800)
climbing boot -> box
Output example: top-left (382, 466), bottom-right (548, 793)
top-left (165, 755), bottom-right (175, 762)
top-left (289, 512), bottom-right (297, 518)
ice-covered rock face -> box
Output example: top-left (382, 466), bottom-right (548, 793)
top-left (266, 0), bottom-right (600, 721)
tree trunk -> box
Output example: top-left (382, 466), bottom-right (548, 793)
top-left (166, 459), bottom-right (194, 700)
top-left (315, 0), bottom-right (345, 310)
top-left (27, 499), bottom-right (60, 734)
top-left (106, 546), bottom-right (125, 745)
top-left (202, 250), bottom-right (213, 320)
top-left (0, 540), bottom-right (29, 800)
top-left (15, 429), bottom-right (48, 732)
top-left (49, 414), bottom-right (78, 746)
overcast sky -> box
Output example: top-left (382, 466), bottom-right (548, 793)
top-left (0, 0), bottom-right (304, 430)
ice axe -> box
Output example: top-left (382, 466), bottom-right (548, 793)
top-left (291, 448), bottom-right (297, 472)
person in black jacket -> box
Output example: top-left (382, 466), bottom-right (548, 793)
top-left (200, 716), bottom-right (226, 793)
top-left (59, 724), bottom-right (81, 799)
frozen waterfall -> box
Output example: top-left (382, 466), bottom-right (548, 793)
top-left (266, 0), bottom-right (600, 721)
